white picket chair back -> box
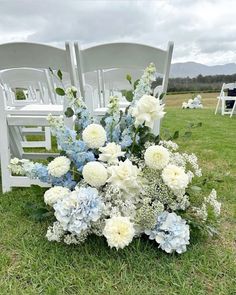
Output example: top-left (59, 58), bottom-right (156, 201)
top-left (74, 42), bottom-right (173, 113)
top-left (0, 68), bottom-right (55, 106)
top-left (0, 42), bottom-right (76, 193)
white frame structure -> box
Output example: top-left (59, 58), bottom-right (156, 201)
top-left (0, 42), bottom-right (77, 193)
top-left (73, 41), bottom-right (174, 134)
top-left (215, 82), bottom-right (236, 117)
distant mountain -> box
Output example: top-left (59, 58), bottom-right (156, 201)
top-left (170, 62), bottom-right (236, 78)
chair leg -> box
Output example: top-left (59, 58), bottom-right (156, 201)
top-left (45, 127), bottom-right (52, 151)
top-left (221, 98), bottom-right (225, 115)
top-left (0, 118), bottom-right (12, 193)
top-left (230, 101), bottom-right (236, 118)
top-left (215, 99), bottom-right (220, 115)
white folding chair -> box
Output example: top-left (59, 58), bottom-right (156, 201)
top-left (73, 41), bottom-right (174, 134)
top-left (0, 42), bottom-right (77, 193)
top-left (0, 68), bottom-right (58, 151)
top-left (215, 83), bottom-right (236, 117)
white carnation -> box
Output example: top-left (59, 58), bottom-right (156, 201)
top-left (162, 164), bottom-right (189, 191)
top-left (44, 186), bottom-right (70, 206)
top-left (103, 216), bottom-right (135, 250)
top-left (132, 95), bottom-right (165, 129)
top-left (144, 145), bottom-right (170, 170)
top-left (99, 142), bottom-right (125, 164)
top-left (82, 161), bottom-right (108, 187)
top-left (48, 156), bottom-right (71, 178)
top-left (82, 123), bottom-right (107, 149)
top-left (107, 159), bottom-right (140, 194)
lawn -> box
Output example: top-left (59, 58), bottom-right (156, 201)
top-left (0, 93), bottom-right (235, 295)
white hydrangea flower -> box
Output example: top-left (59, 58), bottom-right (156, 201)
top-left (82, 123), bottom-right (107, 149)
top-left (107, 159), bottom-right (140, 195)
top-left (99, 142), bottom-right (125, 164)
top-left (162, 164), bottom-right (189, 191)
top-left (82, 161), bottom-right (108, 187)
top-left (103, 216), bottom-right (135, 250)
top-left (48, 156), bottom-right (71, 178)
top-left (144, 145), bottom-right (170, 170)
top-left (131, 95), bottom-right (165, 129)
top-left (44, 186), bottom-right (70, 206)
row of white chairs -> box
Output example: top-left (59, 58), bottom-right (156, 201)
top-left (0, 41), bottom-right (174, 193)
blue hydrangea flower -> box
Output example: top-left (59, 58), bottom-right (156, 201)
top-left (52, 172), bottom-right (76, 190)
top-left (30, 163), bottom-right (51, 183)
top-left (145, 211), bottom-right (190, 254)
top-left (53, 187), bottom-right (104, 235)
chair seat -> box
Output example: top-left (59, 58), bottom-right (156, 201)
top-left (6, 104), bottom-right (63, 116)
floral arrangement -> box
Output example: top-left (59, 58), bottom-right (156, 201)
top-left (9, 64), bottom-right (221, 254)
top-left (182, 94), bottom-right (203, 109)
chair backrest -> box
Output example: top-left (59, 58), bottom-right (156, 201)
top-left (0, 68), bottom-right (57, 106)
top-left (0, 42), bottom-right (76, 84)
top-left (74, 41), bottom-right (174, 110)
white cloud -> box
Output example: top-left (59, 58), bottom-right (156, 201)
top-left (0, 0), bottom-right (236, 65)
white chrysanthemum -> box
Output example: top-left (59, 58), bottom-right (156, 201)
top-left (44, 186), bottom-right (70, 206)
top-left (107, 159), bottom-right (140, 194)
top-left (99, 142), bottom-right (125, 164)
top-left (162, 164), bottom-right (189, 191)
top-left (82, 161), bottom-right (108, 187)
top-left (132, 95), bottom-right (165, 129)
top-left (48, 156), bottom-right (71, 178)
top-left (82, 123), bottom-right (107, 149)
top-left (103, 216), bottom-right (135, 250)
top-left (144, 145), bottom-right (170, 170)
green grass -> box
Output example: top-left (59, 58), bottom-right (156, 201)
top-left (0, 95), bottom-right (236, 294)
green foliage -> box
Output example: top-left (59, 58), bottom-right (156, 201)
top-left (64, 107), bottom-right (74, 118)
top-left (55, 87), bottom-right (65, 96)
top-left (57, 69), bottom-right (63, 81)
top-left (123, 90), bottom-right (134, 102)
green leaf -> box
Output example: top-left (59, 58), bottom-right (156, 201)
top-left (55, 87), bottom-right (65, 96)
top-left (133, 79), bottom-right (140, 90)
top-left (159, 92), bottom-right (165, 100)
top-left (64, 107), bottom-right (74, 118)
top-left (49, 67), bottom-right (53, 74)
top-left (172, 130), bottom-right (179, 139)
top-left (126, 74), bottom-right (132, 85)
top-left (124, 90), bottom-right (134, 102)
top-left (47, 156), bottom-right (54, 162)
top-left (196, 122), bottom-right (202, 127)
top-left (184, 131), bottom-right (192, 138)
top-left (57, 70), bottom-right (63, 80)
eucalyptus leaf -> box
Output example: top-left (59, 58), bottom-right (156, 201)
top-left (124, 90), bottom-right (134, 102)
top-left (65, 107), bottom-right (74, 118)
top-left (57, 70), bottom-right (63, 80)
top-left (55, 87), bottom-right (65, 96)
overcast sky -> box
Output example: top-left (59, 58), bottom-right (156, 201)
top-left (0, 0), bottom-right (235, 65)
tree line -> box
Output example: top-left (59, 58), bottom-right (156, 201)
top-left (154, 73), bottom-right (236, 93)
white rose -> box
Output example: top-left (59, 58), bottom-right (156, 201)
top-left (162, 164), bottom-right (189, 191)
top-left (82, 124), bottom-right (107, 149)
top-left (99, 142), bottom-right (125, 164)
top-left (44, 186), bottom-right (70, 206)
top-left (132, 95), bottom-right (165, 129)
top-left (144, 145), bottom-right (170, 170)
top-left (107, 159), bottom-right (140, 194)
top-left (82, 161), bottom-right (108, 187)
top-left (103, 216), bottom-right (135, 250)
top-left (48, 156), bottom-right (71, 178)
